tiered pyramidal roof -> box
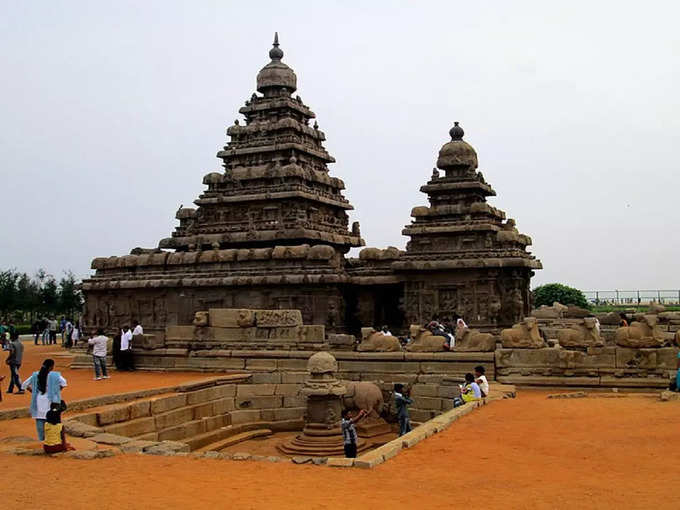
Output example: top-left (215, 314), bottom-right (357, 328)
top-left (396, 122), bottom-right (541, 271)
top-left (160, 33), bottom-right (363, 253)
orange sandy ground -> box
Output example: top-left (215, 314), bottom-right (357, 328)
top-left (2, 343), bottom-right (680, 509)
top-left (0, 340), bottom-right (210, 411)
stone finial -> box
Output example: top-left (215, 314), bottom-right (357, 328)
top-left (269, 31), bottom-right (284, 60)
top-left (313, 121), bottom-right (319, 130)
top-left (234, 119), bottom-right (239, 125)
top-left (449, 121), bottom-right (464, 141)
top-left (431, 167), bottom-right (440, 179)
top-left (307, 351), bottom-right (338, 374)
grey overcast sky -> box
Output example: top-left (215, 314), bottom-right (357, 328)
top-left (1, 0), bottom-right (678, 292)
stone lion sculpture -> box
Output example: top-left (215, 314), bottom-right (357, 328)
top-left (615, 314), bottom-right (665, 348)
top-left (357, 328), bottom-right (402, 352)
top-left (405, 325), bottom-right (448, 352)
top-left (500, 317), bottom-right (545, 348)
top-left (557, 317), bottom-right (604, 348)
top-left (454, 326), bottom-right (496, 352)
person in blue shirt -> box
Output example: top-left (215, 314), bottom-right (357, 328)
top-left (394, 383), bottom-right (413, 436)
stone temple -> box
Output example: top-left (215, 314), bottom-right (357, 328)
top-left (82, 34), bottom-right (541, 338)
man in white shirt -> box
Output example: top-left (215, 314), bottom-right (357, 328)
top-left (132, 320), bottom-right (143, 337)
top-left (88, 328), bottom-right (110, 380)
top-left (475, 365), bottom-right (489, 398)
top-left (120, 326), bottom-right (133, 371)
top-left (380, 325), bottom-right (392, 336)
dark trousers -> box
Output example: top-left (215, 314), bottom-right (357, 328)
top-left (121, 350), bottom-right (134, 370)
top-left (344, 442), bottom-right (357, 458)
top-left (49, 331), bottom-right (57, 344)
top-left (399, 416), bottom-right (411, 436)
top-left (7, 364), bottom-right (21, 392)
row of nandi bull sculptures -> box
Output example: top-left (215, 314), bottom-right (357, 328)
top-left (357, 323), bottom-right (497, 352)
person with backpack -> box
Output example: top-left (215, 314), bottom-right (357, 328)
top-left (21, 359), bottom-right (68, 440)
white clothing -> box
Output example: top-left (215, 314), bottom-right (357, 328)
top-left (88, 335), bottom-right (109, 357)
top-left (476, 375), bottom-right (489, 396)
top-left (72, 328), bottom-right (80, 341)
top-left (121, 330), bottom-right (132, 351)
top-left (381, 330), bottom-right (392, 336)
top-left (132, 325), bottom-right (144, 336)
top-left (467, 382), bottom-right (482, 399)
top-left (21, 375), bottom-right (68, 419)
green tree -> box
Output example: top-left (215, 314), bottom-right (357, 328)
top-left (532, 283), bottom-right (589, 309)
top-left (0, 269), bottom-right (20, 317)
top-left (39, 273), bottom-right (58, 315)
top-left (58, 270), bottom-right (83, 317)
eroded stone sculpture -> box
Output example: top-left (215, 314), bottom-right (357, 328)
top-left (615, 315), bottom-right (665, 348)
top-left (341, 381), bottom-right (391, 437)
top-left (556, 317), bottom-right (604, 348)
top-left (405, 325), bottom-right (448, 352)
top-left (357, 328), bottom-right (402, 352)
top-left (501, 317), bottom-right (545, 348)
top-left (453, 325), bottom-right (496, 352)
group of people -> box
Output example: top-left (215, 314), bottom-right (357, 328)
top-left (375, 316), bottom-right (467, 350)
top-left (31, 317), bottom-right (81, 347)
top-left (340, 366), bottom-right (490, 458)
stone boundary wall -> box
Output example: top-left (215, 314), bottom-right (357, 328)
top-left (495, 346), bottom-right (679, 388)
top-left (66, 380), bottom-right (306, 450)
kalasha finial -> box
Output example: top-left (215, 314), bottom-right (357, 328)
top-left (449, 121), bottom-right (464, 141)
top-left (269, 32), bottom-right (284, 60)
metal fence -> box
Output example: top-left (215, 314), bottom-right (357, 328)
top-left (583, 290), bottom-right (680, 305)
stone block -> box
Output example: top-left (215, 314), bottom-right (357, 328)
top-left (250, 372), bottom-right (282, 384)
top-left (212, 398), bottom-right (236, 415)
top-left (135, 432), bottom-right (159, 442)
top-left (255, 309), bottom-right (302, 327)
top-left (89, 433), bottom-right (133, 446)
top-left (70, 413), bottom-right (99, 427)
top-left (230, 409), bottom-right (263, 425)
top-left (269, 326), bottom-right (300, 340)
top-left (165, 325), bottom-right (196, 340)
top-left (97, 405), bottom-right (132, 426)
top-left (327, 457), bottom-right (354, 468)
top-left (338, 361), bottom-right (414, 373)
top-left (208, 327), bottom-right (256, 341)
top-left (273, 407), bottom-right (305, 421)
top-left (275, 384), bottom-right (301, 396)
top-left (615, 348), bottom-right (658, 369)
top-left (245, 358), bottom-right (278, 371)
top-left (150, 394), bottom-right (187, 415)
top-left (129, 400), bottom-right (151, 420)
top-left (192, 402), bottom-right (216, 420)
top-left (155, 407), bottom-right (194, 431)
top-left (277, 358), bottom-right (308, 370)
top-left (208, 309), bottom-right (255, 328)
top-left (438, 385), bottom-right (461, 399)
top-left (63, 420), bottom-right (104, 438)
top-left (236, 396), bottom-right (282, 410)
top-left (144, 440), bottom-right (190, 455)
top-left (157, 419), bottom-right (206, 441)
top-left (410, 384), bottom-right (439, 397)
top-left (283, 396), bottom-right (307, 408)
top-left (105, 417), bottom-right (157, 438)
top-left (328, 334), bottom-right (355, 346)
top-left (299, 325), bottom-right (325, 342)
top-left (413, 396), bottom-right (442, 411)
top-left (409, 409), bottom-right (435, 423)
top-left (281, 372), bottom-right (307, 383)
top-left (187, 386), bottom-right (227, 405)
top-left (237, 384), bottom-right (277, 397)
top-left (119, 440), bottom-right (158, 453)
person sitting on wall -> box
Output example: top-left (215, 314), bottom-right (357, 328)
top-left (460, 373), bottom-right (482, 403)
top-left (394, 383), bottom-right (413, 436)
top-left (619, 313), bottom-right (629, 327)
top-left (475, 365), bottom-right (489, 398)
top-left (341, 408), bottom-right (367, 458)
top-left (380, 325), bottom-right (392, 336)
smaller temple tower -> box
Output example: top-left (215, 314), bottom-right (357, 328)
top-left (393, 122), bottom-right (542, 328)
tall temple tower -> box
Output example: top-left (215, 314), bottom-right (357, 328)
top-left (393, 122), bottom-right (542, 328)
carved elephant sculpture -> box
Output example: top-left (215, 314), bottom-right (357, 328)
top-left (357, 328), bottom-right (402, 352)
top-left (615, 315), bottom-right (665, 348)
top-left (454, 326), bottom-right (496, 352)
top-left (406, 325), bottom-right (448, 352)
top-left (500, 317), bottom-right (545, 348)
top-left (341, 381), bottom-right (384, 418)
top-left (557, 317), bottom-right (604, 348)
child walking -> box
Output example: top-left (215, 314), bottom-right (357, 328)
top-left (341, 408), bottom-right (367, 458)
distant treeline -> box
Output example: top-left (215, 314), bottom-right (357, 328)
top-left (0, 268), bottom-right (83, 323)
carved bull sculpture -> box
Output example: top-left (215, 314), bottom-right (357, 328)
top-left (406, 325), bottom-right (448, 352)
top-left (557, 317), bottom-right (604, 348)
top-left (454, 326), bottom-right (496, 352)
top-left (341, 381), bottom-right (384, 418)
top-left (500, 317), bottom-right (545, 348)
top-left (357, 328), bottom-right (402, 352)
top-left (615, 314), bottom-right (665, 348)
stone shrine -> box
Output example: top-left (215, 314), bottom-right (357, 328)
top-left (82, 34), bottom-right (541, 338)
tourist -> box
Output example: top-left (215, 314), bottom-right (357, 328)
top-left (619, 313), bottom-right (629, 327)
top-left (71, 323), bottom-right (80, 346)
top-left (460, 373), bottom-right (482, 403)
top-left (63, 318), bottom-right (73, 347)
top-left (380, 325), bottom-right (392, 336)
top-left (41, 317), bottom-right (49, 345)
top-left (394, 383), bottom-right (413, 436)
top-left (675, 350), bottom-right (680, 392)
top-left (21, 359), bottom-right (68, 440)
top-left (120, 325), bottom-right (133, 370)
top-left (48, 317), bottom-right (58, 344)
top-left (475, 365), bottom-right (489, 398)
top-left (43, 401), bottom-right (74, 454)
top-left (132, 319), bottom-right (144, 337)
top-left (88, 328), bottom-right (110, 380)
top-left (341, 408), bottom-right (367, 458)
top-left (5, 331), bottom-right (25, 394)
top-left (32, 320), bottom-right (41, 345)
top-left (0, 320), bottom-right (7, 350)
top-left (112, 328), bottom-right (123, 370)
